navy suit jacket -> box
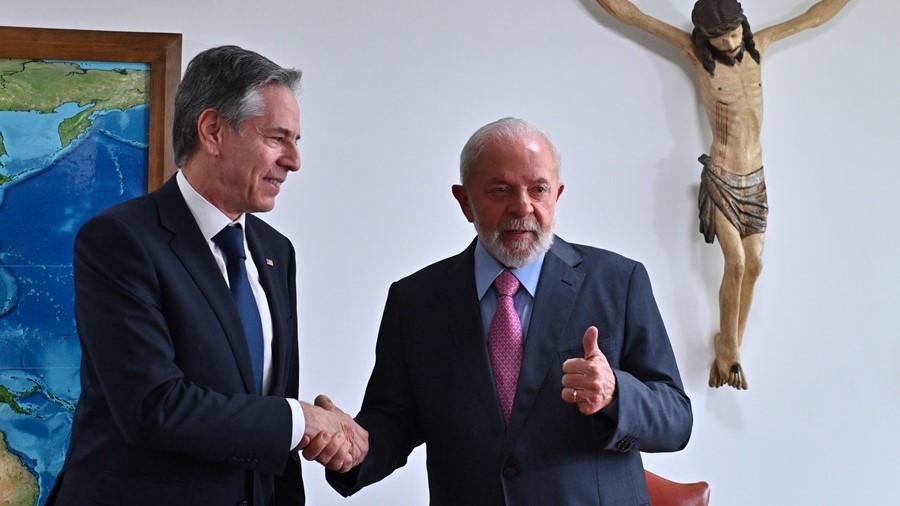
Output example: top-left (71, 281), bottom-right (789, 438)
top-left (49, 177), bottom-right (304, 505)
top-left (328, 238), bottom-right (692, 505)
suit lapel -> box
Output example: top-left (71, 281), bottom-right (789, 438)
top-left (506, 238), bottom-right (584, 442)
top-left (154, 178), bottom-right (258, 394)
top-left (245, 218), bottom-right (290, 395)
top-left (438, 240), bottom-right (508, 436)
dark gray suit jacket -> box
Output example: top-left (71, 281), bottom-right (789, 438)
top-left (328, 237), bottom-right (692, 505)
top-left (49, 177), bottom-right (304, 505)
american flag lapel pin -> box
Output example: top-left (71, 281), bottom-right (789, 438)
top-left (266, 258), bottom-right (275, 267)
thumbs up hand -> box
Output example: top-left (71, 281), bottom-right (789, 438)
top-left (561, 326), bottom-right (617, 415)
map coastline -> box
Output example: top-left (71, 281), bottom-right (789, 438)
top-left (1, 57), bottom-right (150, 505)
top-left (0, 428), bottom-right (39, 506)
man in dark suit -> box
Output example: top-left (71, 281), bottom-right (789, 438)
top-left (325, 117), bottom-right (692, 504)
top-left (49, 45), bottom-right (366, 505)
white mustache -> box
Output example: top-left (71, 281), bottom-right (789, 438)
top-left (498, 219), bottom-right (540, 233)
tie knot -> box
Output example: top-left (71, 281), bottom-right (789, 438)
top-left (213, 225), bottom-right (246, 260)
top-left (494, 270), bottom-right (520, 297)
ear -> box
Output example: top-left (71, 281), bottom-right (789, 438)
top-left (451, 184), bottom-right (475, 223)
top-left (556, 181), bottom-right (565, 201)
top-left (196, 108), bottom-right (227, 157)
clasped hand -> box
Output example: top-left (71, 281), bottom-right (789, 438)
top-left (561, 326), bottom-right (617, 415)
top-left (298, 395), bottom-right (368, 473)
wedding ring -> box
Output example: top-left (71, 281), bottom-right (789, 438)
top-left (572, 389), bottom-right (578, 401)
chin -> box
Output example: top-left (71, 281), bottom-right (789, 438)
top-left (502, 236), bottom-right (534, 250)
top-left (251, 201), bottom-right (277, 214)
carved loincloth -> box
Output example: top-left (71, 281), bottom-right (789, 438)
top-left (698, 154), bottom-right (768, 244)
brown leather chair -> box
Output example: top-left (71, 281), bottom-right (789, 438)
top-left (645, 470), bottom-right (710, 506)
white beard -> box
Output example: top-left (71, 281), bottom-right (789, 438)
top-left (474, 215), bottom-right (554, 269)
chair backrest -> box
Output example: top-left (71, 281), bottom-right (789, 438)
top-left (645, 469), bottom-right (710, 506)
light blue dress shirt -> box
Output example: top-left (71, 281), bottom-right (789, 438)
top-left (474, 240), bottom-right (546, 341)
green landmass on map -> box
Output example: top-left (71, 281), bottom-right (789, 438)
top-left (0, 57), bottom-right (147, 505)
top-left (0, 131), bottom-right (6, 170)
top-left (0, 386), bottom-right (38, 504)
top-left (0, 59), bottom-right (149, 148)
top-left (0, 384), bottom-right (30, 415)
top-left (0, 430), bottom-right (39, 506)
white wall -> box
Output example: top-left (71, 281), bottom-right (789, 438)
top-left (6, 0), bottom-right (897, 504)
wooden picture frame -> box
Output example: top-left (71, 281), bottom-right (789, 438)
top-left (0, 27), bottom-right (182, 504)
top-left (0, 26), bottom-right (182, 190)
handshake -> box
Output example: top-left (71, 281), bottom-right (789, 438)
top-left (298, 395), bottom-right (369, 473)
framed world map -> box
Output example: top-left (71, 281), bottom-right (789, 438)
top-left (0, 26), bottom-right (181, 505)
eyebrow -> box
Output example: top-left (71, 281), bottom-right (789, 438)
top-left (267, 126), bottom-right (301, 142)
top-left (484, 176), bottom-right (553, 186)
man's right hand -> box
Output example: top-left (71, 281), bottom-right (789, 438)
top-left (298, 395), bottom-right (369, 473)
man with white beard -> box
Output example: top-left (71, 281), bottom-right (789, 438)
top-left (324, 117), bottom-right (692, 505)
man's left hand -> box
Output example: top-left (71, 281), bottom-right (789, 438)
top-left (561, 326), bottom-right (616, 415)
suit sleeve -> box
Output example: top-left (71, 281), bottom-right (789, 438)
top-left (591, 262), bottom-right (693, 453)
top-left (74, 213), bottom-right (294, 474)
top-left (326, 281), bottom-right (423, 495)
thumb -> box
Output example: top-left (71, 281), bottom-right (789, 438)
top-left (314, 394), bottom-right (335, 411)
top-left (582, 326), bottom-right (600, 359)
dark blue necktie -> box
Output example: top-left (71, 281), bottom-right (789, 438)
top-left (213, 224), bottom-right (264, 394)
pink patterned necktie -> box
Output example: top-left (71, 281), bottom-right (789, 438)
top-left (488, 270), bottom-right (523, 425)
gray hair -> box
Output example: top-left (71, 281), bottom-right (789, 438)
top-left (459, 117), bottom-right (561, 186)
top-left (172, 45), bottom-right (303, 167)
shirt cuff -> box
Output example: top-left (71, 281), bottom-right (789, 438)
top-left (287, 398), bottom-right (306, 451)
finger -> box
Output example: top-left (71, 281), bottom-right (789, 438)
top-left (337, 442), bottom-right (356, 473)
top-left (301, 432), bottom-right (331, 461)
top-left (298, 434), bottom-right (311, 450)
top-left (314, 394), bottom-right (334, 410)
top-left (348, 433), bottom-right (364, 463)
top-left (582, 326), bottom-right (600, 359)
top-left (561, 357), bottom-right (578, 374)
top-left (561, 372), bottom-right (589, 390)
top-left (562, 357), bottom-right (601, 378)
top-left (560, 386), bottom-right (579, 404)
top-left (332, 440), bottom-right (354, 472)
top-left (349, 425), bottom-right (369, 465)
top-left (316, 432), bottom-right (346, 467)
top-left (562, 357), bottom-right (595, 375)
top-left (325, 439), bottom-right (353, 472)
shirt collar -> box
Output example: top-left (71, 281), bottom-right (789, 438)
top-left (474, 239), bottom-right (545, 300)
top-left (176, 170), bottom-right (247, 240)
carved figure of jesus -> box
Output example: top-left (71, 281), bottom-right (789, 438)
top-left (593, 0), bottom-right (849, 389)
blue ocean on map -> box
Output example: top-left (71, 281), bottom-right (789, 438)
top-left (0, 103), bottom-right (149, 504)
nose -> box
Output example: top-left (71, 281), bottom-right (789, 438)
top-left (508, 189), bottom-right (533, 217)
top-left (726, 34), bottom-right (741, 50)
top-left (281, 142), bottom-right (301, 172)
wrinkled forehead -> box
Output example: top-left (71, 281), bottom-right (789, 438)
top-left (489, 136), bottom-right (557, 172)
top-left (470, 136), bottom-right (559, 181)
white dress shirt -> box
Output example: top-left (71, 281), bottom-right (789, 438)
top-left (176, 171), bottom-right (305, 450)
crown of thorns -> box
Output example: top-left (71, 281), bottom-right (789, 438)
top-left (691, 0), bottom-right (746, 38)
top-left (693, 16), bottom-right (745, 38)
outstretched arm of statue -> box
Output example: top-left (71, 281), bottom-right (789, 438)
top-left (594, 0), bottom-right (692, 52)
top-left (755, 0), bottom-right (851, 50)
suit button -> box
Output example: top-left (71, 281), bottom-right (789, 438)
top-left (503, 466), bottom-right (517, 478)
